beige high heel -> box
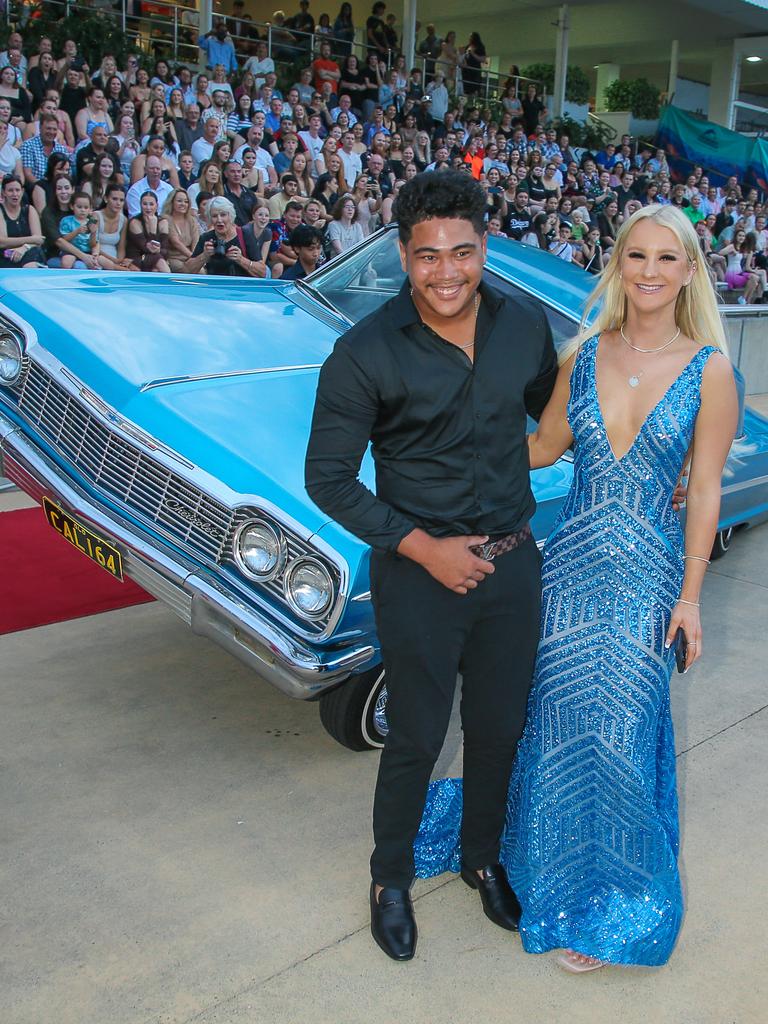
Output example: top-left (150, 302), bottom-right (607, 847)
top-left (557, 949), bottom-right (608, 973)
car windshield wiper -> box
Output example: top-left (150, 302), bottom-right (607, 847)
top-left (294, 278), bottom-right (352, 324)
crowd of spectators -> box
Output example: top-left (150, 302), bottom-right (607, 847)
top-left (0, 14), bottom-right (764, 297)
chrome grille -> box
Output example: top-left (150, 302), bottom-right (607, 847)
top-left (14, 360), bottom-right (232, 561)
top-left (224, 508), bottom-right (341, 633)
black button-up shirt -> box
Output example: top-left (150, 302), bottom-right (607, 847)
top-left (305, 279), bottom-right (558, 552)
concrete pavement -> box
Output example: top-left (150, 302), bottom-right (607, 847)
top-left (1, 498), bottom-right (767, 1024)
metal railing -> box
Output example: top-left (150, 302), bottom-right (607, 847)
top-left (7, 0), bottom-right (541, 107)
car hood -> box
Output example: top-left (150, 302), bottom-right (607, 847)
top-left (1, 273), bottom-right (338, 399)
top-left (0, 272), bottom-right (370, 535)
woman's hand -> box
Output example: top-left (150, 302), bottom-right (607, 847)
top-left (226, 244), bottom-right (244, 264)
top-left (666, 602), bottom-right (702, 671)
top-left (202, 239), bottom-right (215, 260)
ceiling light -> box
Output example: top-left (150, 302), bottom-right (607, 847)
top-left (745, 55), bottom-right (762, 62)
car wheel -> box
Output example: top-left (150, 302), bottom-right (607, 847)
top-left (318, 666), bottom-right (388, 751)
top-left (710, 526), bottom-right (734, 561)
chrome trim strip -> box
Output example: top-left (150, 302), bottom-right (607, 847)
top-left (0, 410), bottom-right (375, 699)
top-left (352, 590), bottom-right (371, 602)
top-left (140, 364), bottom-right (323, 392)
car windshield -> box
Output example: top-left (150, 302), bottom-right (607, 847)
top-left (308, 227), bottom-right (406, 324)
top-left (307, 226), bottom-right (579, 354)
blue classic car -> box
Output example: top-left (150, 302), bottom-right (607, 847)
top-left (1, 227), bottom-right (767, 750)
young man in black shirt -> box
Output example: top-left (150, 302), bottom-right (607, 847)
top-left (306, 172), bottom-right (557, 961)
top-left (504, 188), bottom-right (532, 239)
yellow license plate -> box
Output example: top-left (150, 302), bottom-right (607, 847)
top-left (42, 497), bottom-right (124, 582)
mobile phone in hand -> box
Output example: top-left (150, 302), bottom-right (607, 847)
top-left (673, 627), bottom-right (688, 673)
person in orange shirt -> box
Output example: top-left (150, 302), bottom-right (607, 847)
top-left (463, 135), bottom-right (484, 180)
top-left (311, 39), bottom-right (341, 94)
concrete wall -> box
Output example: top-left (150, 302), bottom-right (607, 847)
top-left (725, 312), bottom-right (768, 396)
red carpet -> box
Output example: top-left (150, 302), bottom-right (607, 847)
top-left (0, 505), bottom-right (154, 635)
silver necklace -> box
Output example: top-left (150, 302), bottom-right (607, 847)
top-left (453, 293), bottom-right (481, 349)
top-left (619, 323), bottom-right (681, 388)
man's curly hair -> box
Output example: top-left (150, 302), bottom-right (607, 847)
top-left (392, 170), bottom-right (487, 245)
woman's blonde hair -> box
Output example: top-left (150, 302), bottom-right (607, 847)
top-left (568, 204), bottom-right (727, 360)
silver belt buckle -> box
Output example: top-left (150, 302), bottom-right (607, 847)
top-left (477, 541), bottom-right (495, 561)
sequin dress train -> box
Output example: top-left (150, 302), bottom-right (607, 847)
top-left (413, 335), bottom-right (718, 966)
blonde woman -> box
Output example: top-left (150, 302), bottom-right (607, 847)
top-left (187, 160), bottom-right (224, 209)
top-left (163, 188), bottom-right (200, 272)
top-left (497, 205), bottom-right (738, 970)
top-left (413, 131), bottom-right (431, 170)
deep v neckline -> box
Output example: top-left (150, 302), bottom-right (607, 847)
top-left (592, 334), bottom-right (705, 464)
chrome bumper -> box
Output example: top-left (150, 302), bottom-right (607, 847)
top-left (0, 411), bottom-right (375, 699)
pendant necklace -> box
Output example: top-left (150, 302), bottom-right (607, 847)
top-left (619, 323), bottom-right (681, 388)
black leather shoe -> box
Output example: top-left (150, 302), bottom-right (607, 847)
top-left (370, 883), bottom-right (417, 961)
top-left (460, 863), bottom-right (521, 931)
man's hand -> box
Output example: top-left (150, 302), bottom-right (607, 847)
top-left (673, 468), bottom-right (689, 512)
top-left (398, 529), bottom-right (495, 595)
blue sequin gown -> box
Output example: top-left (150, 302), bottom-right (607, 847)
top-left (413, 335), bottom-right (718, 966)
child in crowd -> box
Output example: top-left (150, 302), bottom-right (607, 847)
top-left (58, 191), bottom-right (100, 269)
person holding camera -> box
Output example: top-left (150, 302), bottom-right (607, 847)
top-left (349, 172), bottom-right (382, 235)
top-left (185, 195), bottom-right (264, 277)
top-left (58, 190), bottom-right (101, 269)
top-left (363, 151), bottom-right (392, 198)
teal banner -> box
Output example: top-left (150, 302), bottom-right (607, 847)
top-left (656, 105), bottom-right (768, 194)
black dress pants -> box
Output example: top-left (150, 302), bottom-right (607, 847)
top-left (369, 534), bottom-right (542, 889)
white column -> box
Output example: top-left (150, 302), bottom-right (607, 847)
top-left (667, 39), bottom-right (679, 100)
top-left (708, 41), bottom-right (740, 128)
top-left (402, 0), bottom-right (417, 73)
top-left (551, 4), bottom-right (570, 120)
top-left (200, 0), bottom-right (213, 37)
top-left (595, 63), bottom-right (620, 112)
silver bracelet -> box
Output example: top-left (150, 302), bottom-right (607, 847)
top-left (677, 598), bottom-right (701, 608)
top-left (684, 555), bottom-right (710, 564)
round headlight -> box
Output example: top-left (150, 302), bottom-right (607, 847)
top-left (234, 520), bottom-right (286, 582)
top-left (284, 557), bottom-right (334, 619)
top-left (0, 332), bottom-right (22, 385)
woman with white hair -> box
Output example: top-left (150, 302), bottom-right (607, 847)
top-left (184, 195), bottom-right (264, 276)
top-left (416, 205), bottom-right (739, 973)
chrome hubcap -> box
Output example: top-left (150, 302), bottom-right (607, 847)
top-left (372, 683), bottom-right (389, 738)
